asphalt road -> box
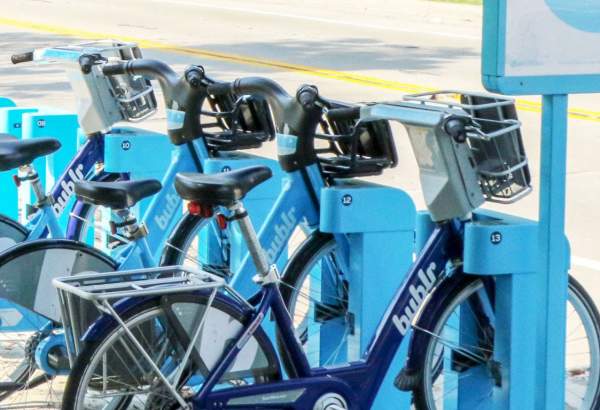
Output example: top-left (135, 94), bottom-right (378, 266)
top-left (0, 0), bottom-right (599, 293)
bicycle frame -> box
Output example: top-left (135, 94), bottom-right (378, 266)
top-left (191, 221), bottom-right (467, 408)
top-left (20, 135), bottom-right (109, 240)
top-left (15, 134), bottom-right (208, 268)
top-left (229, 162), bottom-right (356, 304)
top-left (114, 140), bottom-right (208, 269)
top-left (78, 215), bottom-right (470, 409)
top-left (229, 162), bottom-right (328, 297)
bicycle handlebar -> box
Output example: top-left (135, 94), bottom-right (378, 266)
top-left (296, 85), bottom-right (320, 109)
top-left (326, 106), bottom-right (361, 122)
top-left (103, 58), bottom-right (211, 144)
top-left (206, 81), bottom-right (233, 97)
top-left (102, 59), bottom-right (179, 91)
top-left (11, 52), bottom-right (34, 65)
top-left (101, 62), bottom-right (127, 76)
top-left (444, 117), bottom-right (469, 143)
top-left (212, 76), bottom-right (325, 170)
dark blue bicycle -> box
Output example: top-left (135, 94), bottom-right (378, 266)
top-left (55, 79), bottom-right (600, 409)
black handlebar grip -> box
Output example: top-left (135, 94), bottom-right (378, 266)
top-left (444, 117), bottom-right (468, 143)
top-left (296, 85), bottom-right (319, 108)
top-left (207, 81), bottom-right (233, 96)
top-left (11, 52), bottom-right (34, 65)
top-left (102, 62), bottom-right (128, 76)
top-left (327, 106), bottom-right (361, 122)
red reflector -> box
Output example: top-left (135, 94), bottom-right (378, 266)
top-left (187, 202), bottom-right (213, 218)
top-left (187, 201), bottom-right (202, 216)
top-left (12, 174), bottom-right (20, 187)
top-left (216, 214), bottom-right (227, 230)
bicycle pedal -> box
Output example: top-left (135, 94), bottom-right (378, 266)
top-left (393, 367), bottom-right (419, 391)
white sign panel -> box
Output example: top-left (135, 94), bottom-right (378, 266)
top-left (483, 0), bottom-right (600, 94)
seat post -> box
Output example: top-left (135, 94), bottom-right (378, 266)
top-left (111, 209), bottom-right (147, 241)
top-left (18, 164), bottom-right (48, 205)
top-left (230, 201), bottom-right (270, 277)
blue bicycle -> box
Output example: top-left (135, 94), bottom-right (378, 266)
top-left (0, 47), bottom-right (275, 405)
top-left (56, 79), bottom-right (600, 409)
top-left (0, 41), bottom-right (159, 252)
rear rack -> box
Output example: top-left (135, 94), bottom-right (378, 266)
top-left (54, 265), bottom-right (225, 302)
top-left (405, 90), bottom-right (532, 203)
top-left (53, 265), bottom-right (233, 361)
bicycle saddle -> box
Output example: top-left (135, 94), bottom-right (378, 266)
top-left (0, 136), bottom-right (61, 171)
top-left (175, 166), bottom-right (272, 206)
top-left (75, 179), bottom-right (162, 209)
top-left (0, 133), bottom-right (16, 142)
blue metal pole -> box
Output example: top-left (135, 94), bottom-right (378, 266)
top-left (536, 94), bottom-right (569, 409)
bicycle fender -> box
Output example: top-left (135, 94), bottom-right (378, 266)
top-left (402, 273), bottom-right (480, 377)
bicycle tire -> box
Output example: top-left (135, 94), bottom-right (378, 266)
top-left (410, 274), bottom-right (600, 410)
top-left (62, 293), bottom-right (281, 410)
top-left (279, 234), bottom-right (600, 409)
top-left (277, 231), bottom-right (345, 376)
top-left (159, 212), bottom-right (206, 266)
top-left (159, 211), bottom-right (230, 278)
top-left (0, 213), bottom-right (29, 253)
top-left (0, 239), bottom-right (116, 406)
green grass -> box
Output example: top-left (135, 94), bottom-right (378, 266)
top-left (429, 0), bottom-right (482, 5)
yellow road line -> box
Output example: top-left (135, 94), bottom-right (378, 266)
top-left (1, 16), bottom-right (599, 123)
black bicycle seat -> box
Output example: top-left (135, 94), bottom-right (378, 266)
top-left (75, 179), bottom-right (162, 209)
top-left (0, 133), bottom-right (16, 142)
top-left (175, 166), bottom-right (272, 206)
top-left (0, 137), bottom-right (61, 171)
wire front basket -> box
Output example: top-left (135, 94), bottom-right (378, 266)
top-left (105, 68), bottom-right (157, 122)
top-left (79, 40), bottom-right (157, 122)
top-left (38, 40), bottom-right (157, 133)
top-left (316, 104), bottom-right (398, 179)
top-left (405, 91), bottom-right (532, 203)
top-left (201, 91), bottom-right (276, 151)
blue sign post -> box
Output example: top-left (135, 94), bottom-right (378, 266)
top-left (483, 0), bottom-right (600, 407)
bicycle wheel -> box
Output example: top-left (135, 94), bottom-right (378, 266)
top-left (62, 293), bottom-right (281, 410)
top-left (277, 232), bottom-right (350, 374)
top-left (0, 240), bottom-right (116, 407)
top-left (0, 213), bottom-right (28, 253)
top-left (411, 274), bottom-right (600, 410)
top-left (160, 212), bottom-right (230, 277)
top-left (281, 234), bottom-right (600, 409)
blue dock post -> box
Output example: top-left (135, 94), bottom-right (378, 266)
top-left (0, 107), bottom-right (38, 220)
top-left (21, 111), bottom-right (80, 226)
top-left (320, 182), bottom-right (416, 409)
top-left (536, 95), bottom-right (569, 408)
top-left (0, 98), bottom-right (16, 109)
top-left (103, 127), bottom-right (173, 253)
